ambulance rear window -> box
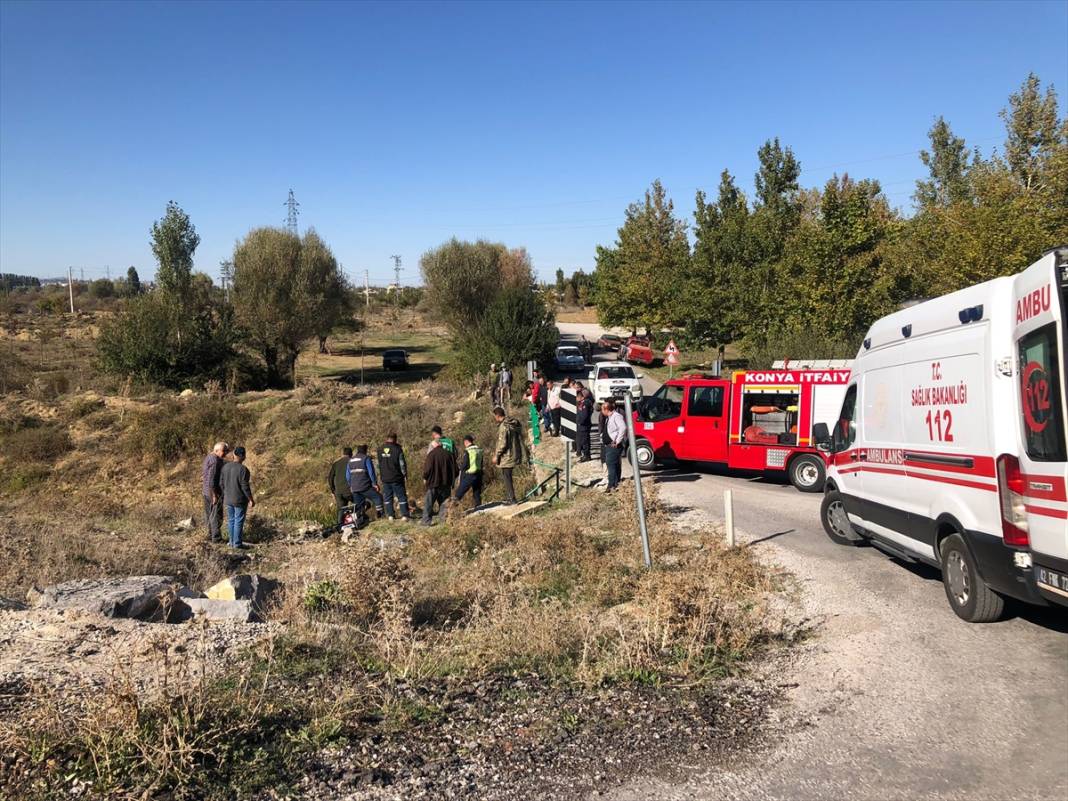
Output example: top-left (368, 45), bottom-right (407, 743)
top-left (1018, 323), bottom-right (1066, 462)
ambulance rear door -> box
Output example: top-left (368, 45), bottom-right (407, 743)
top-left (1013, 248), bottom-right (1068, 605)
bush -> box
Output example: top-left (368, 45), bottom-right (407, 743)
top-left (0, 422), bottom-right (71, 462)
top-left (97, 291), bottom-right (238, 388)
top-left (88, 278), bottom-right (115, 298)
top-left (125, 396), bottom-right (255, 461)
top-left (455, 286), bottom-right (558, 376)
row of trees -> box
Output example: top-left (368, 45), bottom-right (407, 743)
top-left (594, 74), bottom-right (1068, 357)
top-left (553, 268), bottom-right (593, 306)
top-left (420, 238), bottom-right (557, 374)
top-left (99, 202), bottom-right (352, 388)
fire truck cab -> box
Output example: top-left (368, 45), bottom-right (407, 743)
top-left (634, 368), bottom-right (852, 492)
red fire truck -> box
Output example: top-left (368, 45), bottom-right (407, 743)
top-left (633, 368), bottom-right (852, 491)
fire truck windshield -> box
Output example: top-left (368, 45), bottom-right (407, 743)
top-left (640, 384), bottom-right (683, 422)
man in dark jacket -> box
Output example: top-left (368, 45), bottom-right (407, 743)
top-left (421, 440), bottom-right (457, 526)
top-left (328, 447), bottom-right (354, 525)
top-left (201, 441), bottom-right (229, 542)
top-left (454, 434), bottom-right (484, 507)
top-left (220, 446), bottom-right (254, 549)
top-left (377, 433), bottom-right (411, 521)
top-left (347, 444), bottom-right (385, 522)
top-left (576, 389), bottom-right (594, 462)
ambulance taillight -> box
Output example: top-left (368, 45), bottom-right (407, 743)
top-left (996, 454), bottom-right (1030, 547)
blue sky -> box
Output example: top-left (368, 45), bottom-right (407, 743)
top-left (1, 0), bottom-right (1065, 284)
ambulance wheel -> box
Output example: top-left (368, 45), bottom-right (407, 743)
top-left (939, 533), bottom-right (1005, 623)
top-left (820, 490), bottom-right (864, 546)
top-left (789, 455), bottom-right (825, 492)
top-left (634, 439), bottom-right (655, 468)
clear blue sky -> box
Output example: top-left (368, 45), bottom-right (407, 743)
top-left (1, 0), bottom-right (1065, 284)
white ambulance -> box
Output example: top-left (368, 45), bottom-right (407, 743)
top-left (815, 247), bottom-right (1068, 622)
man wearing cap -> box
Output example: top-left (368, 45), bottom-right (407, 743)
top-left (220, 446), bottom-right (254, 549)
top-left (201, 441), bottom-right (229, 542)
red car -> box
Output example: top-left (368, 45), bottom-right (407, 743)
top-left (620, 336), bottom-right (655, 365)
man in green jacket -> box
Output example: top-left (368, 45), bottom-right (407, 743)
top-left (328, 446), bottom-right (354, 525)
top-left (454, 434), bottom-right (484, 507)
top-left (493, 406), bottom-right (527, 505)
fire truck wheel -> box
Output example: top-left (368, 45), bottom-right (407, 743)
top-left (820, 490), bottom-right (865, 546)
top-left (634, 439), bottom-right (655, 468)
top-left (789, 455), bottom-right (825, 492)
top-left (939, 533), bottom-right (1005, 623)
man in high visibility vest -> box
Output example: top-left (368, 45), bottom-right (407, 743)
top-left (454, 434), bottom-right (484, 507)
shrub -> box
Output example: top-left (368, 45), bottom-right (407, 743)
top-left (97, 291), bottom-right (238, 389)
top-left (0, 422), bottom-right (71, 462)
top-left (125, 396), bottom-right (255, 461)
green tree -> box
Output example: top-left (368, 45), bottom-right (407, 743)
top-left (150, 201), bottom-right (199, 304)
top-left (594, 180), bottom-right (689, 332)
top-left (97, 279), bottom-right (236, 387)
top-left (457, 285), bottom-right (558, 375)
top-left (420, 239), bottom-right (506, 334)
top-left (88, 278), bottom-right (115, 299)
top-left (232, 227), bottom-right (346, 387)
top-left (555, 268), bottom-right (566, 296)
top-left (125, 266), bottom-right (141, 296)
top-left (1002, 72), bottom-right (1062, 192)
top-left (686, 170), bottom-right (750, 346)
top-left (744, 139), bottom-right (803, 348)
top-left (915, 117), bottom-right (972, 208)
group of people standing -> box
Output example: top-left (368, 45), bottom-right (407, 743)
top-left (521, 368), bottom-right (629, 493)
top-left (324, 406), bottom-right (530, 529)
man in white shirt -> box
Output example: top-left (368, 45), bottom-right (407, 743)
top-left (547, 380), bottom-right (562, 436)
top-left (602, 399), bottom-right (627, 491)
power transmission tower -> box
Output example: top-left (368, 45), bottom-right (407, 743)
top-left (390, 255), bottom-right (403, 317)
top-left (219, 260), bottom-right (234, 302)
top-left (284, 189), bottom-right (300, 236)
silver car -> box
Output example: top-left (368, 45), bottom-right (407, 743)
top-left (554, 345), bottom-right (585, 372)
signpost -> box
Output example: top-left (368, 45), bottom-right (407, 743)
top-left (664, 339), bottom-right (681, 379)
top-left (558, 389), bottom-right (577, 497)
top-left (622, 391), bottom-right (653, 569)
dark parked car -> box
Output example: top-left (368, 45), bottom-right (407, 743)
top-left (597, 333), bottom-right (622, 351)
top-left (382, 349), bottom-right (409, 370)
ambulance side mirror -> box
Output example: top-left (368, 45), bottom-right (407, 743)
top-left (812, 422), bottom-right (832, 450)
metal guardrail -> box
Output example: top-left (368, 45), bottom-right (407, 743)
top-left (524, 460), bottom-right (562, 502)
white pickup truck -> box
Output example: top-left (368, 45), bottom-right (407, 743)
top-left (588, 361), bottom-right (644, 404)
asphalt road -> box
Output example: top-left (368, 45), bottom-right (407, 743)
top-left (554, 321), bottom-right (1068, 801)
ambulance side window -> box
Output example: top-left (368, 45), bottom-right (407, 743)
top-left (833, 384), bottom-right (858, 451)
top-left (1018, 323), bottom-right (1067, 461)
top-left (688, 386), bottom-right (724, 417)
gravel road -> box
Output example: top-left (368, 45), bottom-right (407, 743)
top-left (556, 320), bottom-right (1068, 801)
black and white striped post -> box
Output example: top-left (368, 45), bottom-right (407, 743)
top-left (559, 389), bottom-right (577, 497)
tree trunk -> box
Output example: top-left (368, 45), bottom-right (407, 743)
top-left (263, 346), bottom-right (281, 388)
top-left (286, 352), bottom-right (298, 388)
top-left (318, 335), bottom-right (328, 354)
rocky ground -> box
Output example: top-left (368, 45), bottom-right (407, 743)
top-left (296, 670), bottom-right (786, 801)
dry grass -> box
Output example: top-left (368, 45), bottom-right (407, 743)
top-left (272, 486), bottom-right (788, 687)
top-left (0, 308), bottom-right (795, 800)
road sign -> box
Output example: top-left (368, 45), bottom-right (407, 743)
top-left (665, 351), bottom-right (680, 366)
top-left (558, 389), bottom-right (577, 442)
top-left (664, 339), bottom-right (680, 356)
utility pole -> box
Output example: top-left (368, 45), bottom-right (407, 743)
top-left (105, 265), bottom-right (110, 280)
top-left (361, 269), bottom-right (370, 386)
top-left (67, 267), bottom-right (75, 313)
top-left (390, 255), bottom-right (403, 327)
